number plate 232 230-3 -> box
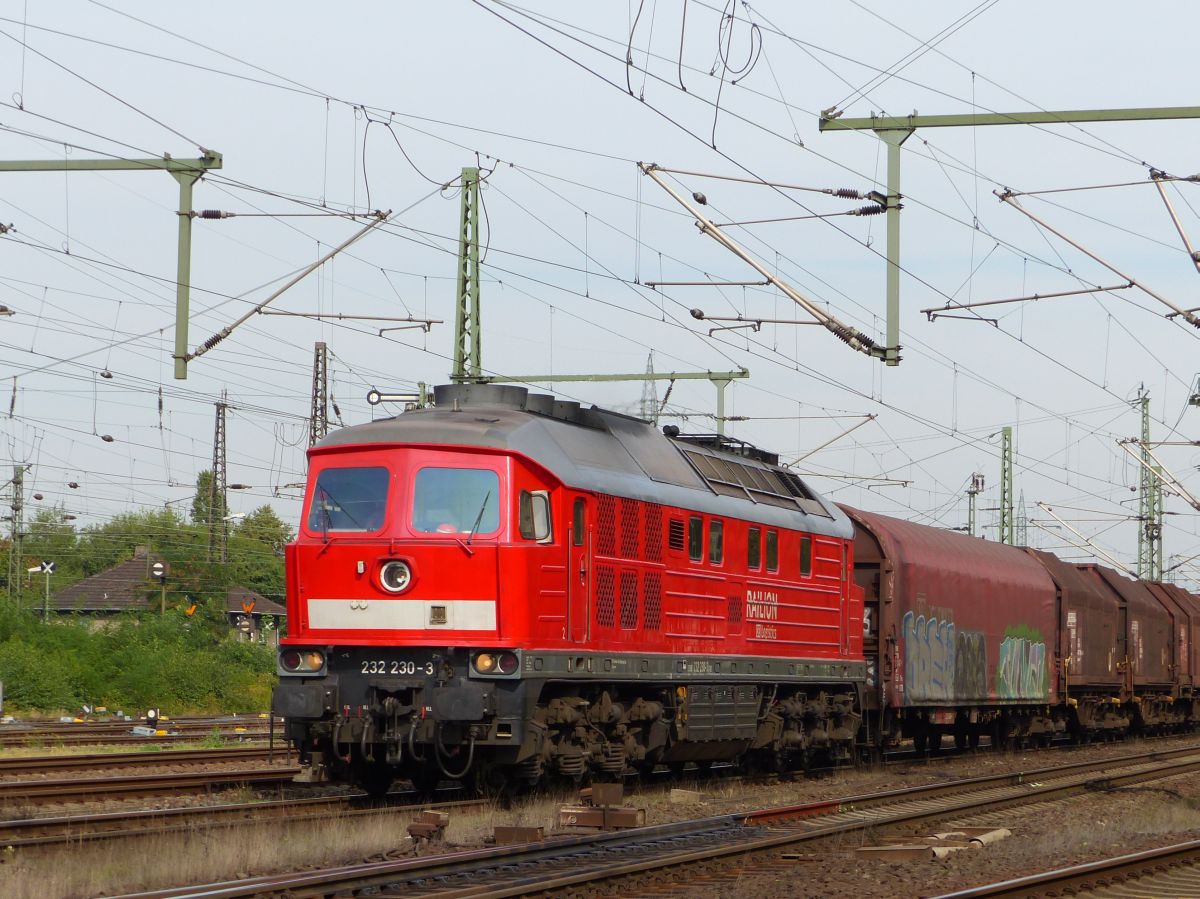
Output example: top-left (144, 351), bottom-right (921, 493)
top-left (360, 659), bottom-right (435, 676)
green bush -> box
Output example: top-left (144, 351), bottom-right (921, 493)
top-left (0, 605), bottom-right (277, 714)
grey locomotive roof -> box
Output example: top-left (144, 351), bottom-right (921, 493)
top-left (316, 384), bottom-right (852, 538)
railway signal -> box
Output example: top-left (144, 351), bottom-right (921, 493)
top-left (35, 560), bottom-right (56, 623)
top-left (151, 561), bottom-right (169, 616)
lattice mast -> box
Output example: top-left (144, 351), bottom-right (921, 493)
top-left (1138, 388), bottom-right (1164, 579)
top-left (452, 167), bottom-right (482, 381)
top-left (639, 353), bottom-right (660, 424)
top-left (310, 341), bottom-right (329, 447)
top-left (5, 465), bottom-right (24, 602)
top-left (999, 426), bottom-right (1014, 544)
top-left (208, 393), bottom-right (228, 564)
top-left (966, 472), bottom-right (984, 537)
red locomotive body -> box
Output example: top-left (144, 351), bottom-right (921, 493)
top-left (274, 384), bottom-right (864, 792)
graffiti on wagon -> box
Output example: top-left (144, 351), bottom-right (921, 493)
top-left (900, 611), bottom-right (987, 702)
top-left (995, 626), bottom-right (1049, 700)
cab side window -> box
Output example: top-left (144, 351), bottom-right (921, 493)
top-left (766, 530), bottom-right (778, 572)
top-left (800, 535), bottom-right (813, 577)
top-left (748, 527), bottom-right (761, 570)
top-left (519, 490), bottom-right (553, 542)
top-left (709, 520), bottom-right (724, 565)
top-left (572, 498), bottom-right (585, 546)
top-left (688, 516), bottom-right (703, 562)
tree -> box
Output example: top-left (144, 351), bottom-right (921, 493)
top-left (78, 507), bottom-right (200, 576)
top-left (24, 507), bottom-right (80, 576)
top-left (190, 470), bottom-right (227, 527)
top-left (236, 506), bottom-right (294, 557)
top-left (226, 505), bottom-right (292, 603)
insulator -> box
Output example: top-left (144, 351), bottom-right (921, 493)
top-left (832, 188), bottom-right (863, 199)
top-left (100, 434), bottom-right (114, 443)
top-left (198, 209), bottom-right (232, 219)
top-left (67, 482), bottom-right (78, 489)
top-left (202, 331), bottom-right (227, 351)
top-left (850, 204), bottom-right (886, 216)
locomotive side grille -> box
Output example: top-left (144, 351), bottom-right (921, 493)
top-left (620, 570), bottom-right (638, 629)
top-left (644, 570), bottom-right (662, 630)
top-left (597, 564), bottom-right (616, 627)
top-left (645, 503), bottom-right (664, 562)
top-left (667, 518), bottom-right (685, 551)
top-left (727, 594), bottom-right (742, 624)
top-left (620, 498), bottom-right (640, 559)
top-left (598, 495), bottom-right (617, 556)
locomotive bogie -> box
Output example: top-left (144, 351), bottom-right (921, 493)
top-left (274, 641), bottom-right (868, 789)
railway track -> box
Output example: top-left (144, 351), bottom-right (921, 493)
top-left (0, 745), bottom-right (289, 774)
top-left (0, 790), bottom-right (483, 850)
top-left (933, 838), bottom-right (1200, 897)
top-left (0, 764), bottom-right (299, 805)
top-left (0, 714), bottom-right (278, 747)
top-left (108, 742), bottom-right (1200, 898)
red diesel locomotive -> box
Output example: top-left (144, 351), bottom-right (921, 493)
top-left (273, 382), bottom-right (1200, 794)
top-left (272, 383), bottom-right (865, 794)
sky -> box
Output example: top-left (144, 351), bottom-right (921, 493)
top-left (1, 1), bottom-right (1199, 585)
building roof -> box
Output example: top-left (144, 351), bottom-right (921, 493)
top-left (50, 548), bottom-right (286, 616)
top-left (225, 585), bottom-right (287, 617)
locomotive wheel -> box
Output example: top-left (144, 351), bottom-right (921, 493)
top-left (353, 759), bottom-right (395, 798)
top-left (408, 767), bottom-right (443, 799)
top-left (468, 759), bottom-right (519, 805)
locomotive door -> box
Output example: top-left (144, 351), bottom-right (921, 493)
top-left (567, 496), bottom-right (590, 642)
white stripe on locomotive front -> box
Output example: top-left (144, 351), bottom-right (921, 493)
top-left (307, 598), bottom-right (497, 630)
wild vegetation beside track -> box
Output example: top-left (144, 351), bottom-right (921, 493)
top-left (0, 498), bottom-right (288, 715)
top-left (0, 602), bottom-right (276, 712)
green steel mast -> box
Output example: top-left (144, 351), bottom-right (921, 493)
top-left (452, 167), bottom-right (481, 382)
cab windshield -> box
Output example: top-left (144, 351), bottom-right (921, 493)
top-left (412, 467), bottom-right (500, 535)
top-left (307, 466), bottom-right (389, 533)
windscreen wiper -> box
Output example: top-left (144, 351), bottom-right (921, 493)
top-left (466, 491), bottom-right (491, 546)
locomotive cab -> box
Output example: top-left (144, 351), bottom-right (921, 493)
top-left (274, 428), bottom-right (563, 793)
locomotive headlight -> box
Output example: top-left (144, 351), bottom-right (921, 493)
top-left (303, 650), bottom-right (325, 670)
top-left (379, 560), bottom-right (413, 594)
top-left (279, 649), bottom-right (325, 674)
top-left (472, 651), bottom-right (519, 676)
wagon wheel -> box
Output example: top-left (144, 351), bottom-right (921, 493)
top-left (912, 726), bottom-right (928, 755)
